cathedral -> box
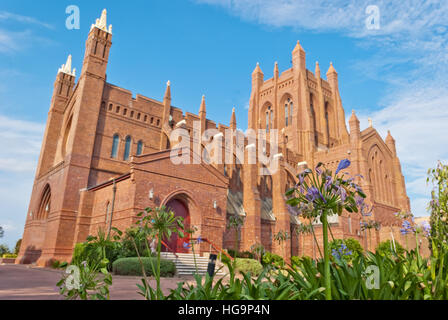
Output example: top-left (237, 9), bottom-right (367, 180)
top-left (17, 10), bottom-right (410, 266)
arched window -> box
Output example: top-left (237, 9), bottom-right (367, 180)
top-left (136, 140), bottom-right (143, 156)
top-left (310, 94), bottom-right (318, 146)
top-left (37, 185), bottom-right (51, 220)
top-left (124, 136), bottom-right (132, 161)
top-left (266, 111), bottom-right (269, 132)
top-left (62, 115), bottom-right (73, 158)
top-left (111, 134), bottom-right (119, 158)
top-left (285, 98), bottom-right (293, 127)
top-left (266, 105), bottom-right (272, 133)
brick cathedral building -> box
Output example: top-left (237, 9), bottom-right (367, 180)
top-left (17, 10), bottom-right (410, 266)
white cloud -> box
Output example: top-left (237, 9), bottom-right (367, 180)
top-left (0, 11), bottom-right (54, 53)
top-left (356, 85), bottom-right (448, 217)
top-left (197, 0), bottom-right (448, 218)
top-left (0, 11), bottom-right (53, 29)
top-left (0, 114), bottom-right (43, 249)
top-left (0, 115), bottom-right (44, 173)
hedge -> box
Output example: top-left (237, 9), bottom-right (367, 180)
top-left (112, 257), bottom-right (176, 277)
top-left (234, 258), bottom-right (263, 276)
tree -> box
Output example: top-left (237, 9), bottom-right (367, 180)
top-left (427, 161), bottom-right (448, 253)
top-left (14, 239), bottom-right (22, 255)
top-left (0, 244), bottom-right (10, 256)
top-left (0, 226), bottom-right (4, 238)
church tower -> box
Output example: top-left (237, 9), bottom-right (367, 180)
top-left (18, 10), bottom-right (113, 266)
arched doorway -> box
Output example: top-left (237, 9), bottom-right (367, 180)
top-left (164, 198), bottom-right (190, 253)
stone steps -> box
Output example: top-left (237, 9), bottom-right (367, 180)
top-left (160, 252), bottom-right (227, 276)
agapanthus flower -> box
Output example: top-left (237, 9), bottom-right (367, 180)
top-left (339, 187), bottom-right (347, 202)
top-left (324, 176), bottom-right (333, 191)
top-left (183, 242), bottom-right (191, 249)
top-left (355, 195), bottom-right (364, 206)
top-left (336, 159), bottom-right (351, 174)
top-left (197, 236), bottom-right (203, 244)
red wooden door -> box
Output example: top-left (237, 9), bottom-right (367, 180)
top-left (164, 199), bottom-right (190, 253)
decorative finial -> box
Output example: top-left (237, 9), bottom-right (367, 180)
top-left (368, 118), bottom-right (373, 128)
top-left (91, 9), bottom-right (113, 34)
top-left (167, 80), bottom-right (170, 86)
top-left (58, 54), bottom-right (76, 76)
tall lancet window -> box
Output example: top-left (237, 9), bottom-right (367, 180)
top-left (124, 136), bottom-right (132, 161)
top-left (285, 98), bottom-right (293, 126)
top-left (310, 94), bottom-right (318, 146)
top-left (266, 111), bottom-right (269, 133)
top-left (111, 134), bottom-right (119, 159)
top-left (136, 140), bottom-right (143, 156)
top-left (325, 102), bottom-right (330, 147)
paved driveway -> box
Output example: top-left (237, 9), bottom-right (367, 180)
top-left (0, 264), bottom-right (192, 300)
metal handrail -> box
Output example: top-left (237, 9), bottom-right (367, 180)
top-left (154, 235), bottom-right (179, 258)
top-left (189, 237), bottom-right (234, 261)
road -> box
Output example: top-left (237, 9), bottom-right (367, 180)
top-left (0, 264), bottom-right (191, 300)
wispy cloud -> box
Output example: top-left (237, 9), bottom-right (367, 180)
top-left (0, 114), bottom-right (44, 173)
top-left (0, 11), bottom-right (54, 53)
top-left (0, 114), bottom-right (43, 248)
top-left (196, 0), bottom-right (448, 217)
top-left (0, 11), bottom-right (53, 29)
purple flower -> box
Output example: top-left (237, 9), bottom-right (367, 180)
top-left (306, 186), bottom-right (326, 203)
top-left (422, 222), bottom-right (431, 237)
top-left (183, 242), bottom-right (191, 249)
top-left (355, 195), bottom-right (364, 206)
top-left (324, 176), bottom-right (333, 191)
top-left (197, 236), bottom-right (203, 244)
top-left (336, 159), bottom-right (351, 174)
top-left (339, 187), bottom-right (347, 202)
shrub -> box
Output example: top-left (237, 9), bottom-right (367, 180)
top-left (226, 249), bottom-right (254, 259)
top-left (330, 238), bottom-right (363, 262)
top-left (2, 253), bottom-right (17, 259)
top-left (117, 227), bottom-right (149, 259)
top-left (72, 239), bottom-right (122, 270)
top-left (234, 258), bottom-right (263, 276)
top-left (376, 240), bottom-right (405, 257)
top-left (112, 257), bottom-right (176, 277)
top-left (50, 259), bottom-right (62, 269)
top-left (262, 252), bottom-right (285, 268)
top-left (290, 255), bottom-right (301, 267)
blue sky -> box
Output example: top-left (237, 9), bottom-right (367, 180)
top-left (1, 0), bottom-right (447, 249)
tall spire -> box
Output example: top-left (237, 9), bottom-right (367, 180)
top-left (199, 95), bottom-right (206, 115)
top-left (292, 40), bottom-right (306, 71)
top-left (293, 40), bottom-right (304, 53)
top-left (386, 130), bottom-right (397, 155)
top-left (164, 80), bottom-right (171, 100)
top-left (58, 54), bottom-right (76, 76)
top-left (327, 62), bottom-right (337, 76)
top-left (230, 107), bottom-right (236, 130)
top-left (274, 61), bottom-right (279, 79)
top-left (91, 9), bottom-right (113, 34)
top-left (315, 61), bottom-right (321, 79)
top-left (349, 109), bottom-right (360, 131)
top-left (252, 62), bottom-right (263, 76)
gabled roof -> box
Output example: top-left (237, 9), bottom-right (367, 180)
top-left (131, 147), bottom-right (229, 188)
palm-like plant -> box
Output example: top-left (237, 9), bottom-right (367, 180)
top-left (286, 159), bottom-right (366, 300)
top-left (136, 206), bottom-right (185, 299)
